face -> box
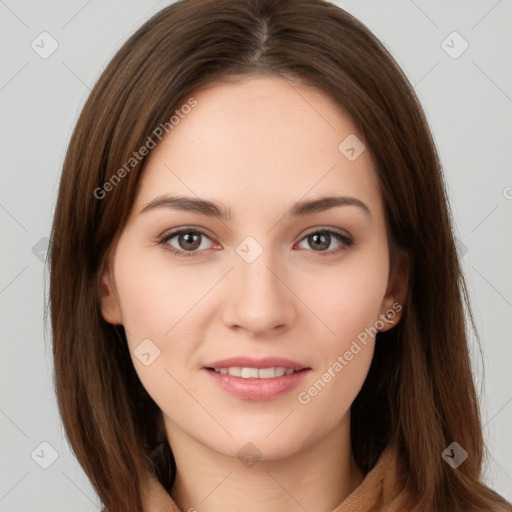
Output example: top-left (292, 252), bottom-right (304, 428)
top-left (101, 75), bottom-right (404, 461)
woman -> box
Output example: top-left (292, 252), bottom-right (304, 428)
top-left (48, 0), bottom-right (512, 510)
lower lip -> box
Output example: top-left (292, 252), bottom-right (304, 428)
top-left (203, 368), bottom-right (311, 400)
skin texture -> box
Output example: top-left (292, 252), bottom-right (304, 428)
top-left (100, 76), bottom-right (406, 512)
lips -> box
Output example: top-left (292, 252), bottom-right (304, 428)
top-left (204, 356), bottom-right (308, 372)
top-left (202, 356), bottom-right (311, 400)
top-left (212, 367), bottom-right (296, 378)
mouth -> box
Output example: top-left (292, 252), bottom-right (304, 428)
top-left (202, 357), bottom-right (311, 400)
top-left (206, 366), bottom-right (305, 378)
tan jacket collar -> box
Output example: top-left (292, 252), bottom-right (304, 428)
top-left (142, 446), bottom-right (414, 512)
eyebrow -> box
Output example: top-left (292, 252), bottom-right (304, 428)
top-left (140, 194), bottom-right (371, 219)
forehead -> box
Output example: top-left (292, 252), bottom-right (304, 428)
top-left (135, 75), bottom-right (382, 217)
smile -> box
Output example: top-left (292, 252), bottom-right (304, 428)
top-left (204, 368), bottom-right (310, 400)
top-left (211, 367), bottom-right (297, 378)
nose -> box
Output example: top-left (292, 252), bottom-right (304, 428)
top-left (221, 242), bottom-right (297, 337)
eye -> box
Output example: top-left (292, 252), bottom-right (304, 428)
top-left (157, 228), bottom-right (216, 258)
top-left (157, 227), bottom-right (353, 259)
top-left (296, 229), bottom-right (353, 254)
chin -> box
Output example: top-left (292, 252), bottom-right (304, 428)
top-left (200, 420), bottom-right (323, 463)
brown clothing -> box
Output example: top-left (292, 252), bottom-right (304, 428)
top-left (142, 446), bottom-right (417, 511)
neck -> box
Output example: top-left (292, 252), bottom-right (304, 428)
top-left (166, 415), bottom-right (364, 512)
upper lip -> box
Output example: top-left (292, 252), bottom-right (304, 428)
top-left (204, 356), bottom-right (309, 371)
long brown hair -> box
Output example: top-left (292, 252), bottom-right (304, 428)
top-left (48, 0), bottom-right (512, 510)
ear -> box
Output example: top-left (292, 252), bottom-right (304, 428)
top-left (378, 250), bottom-right (409, 332)
top-left (100, 266), bottom-right (123, 325)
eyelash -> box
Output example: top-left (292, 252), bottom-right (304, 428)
top-left (156, 227), bottom-right (354, 259)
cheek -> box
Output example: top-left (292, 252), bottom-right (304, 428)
top-left (299, 248), bottom-right (390, 350)
top-left (111, 242), bottom-right (219, 408)
top-left (293, 246), bottom-right (389, 406)
top-left (112, 253), bottom-right (201, 421)
top-left (113, 244), bottom-right (208, 345)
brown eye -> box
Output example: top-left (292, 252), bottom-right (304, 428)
top-left (308, 232), bottom-right (331, 251)
top-left (297, 229), bottom-right (353, 254)
top-left (177, 231), bottom-right (202, 251)
top-left (158, 228), bottom-right (215, 258)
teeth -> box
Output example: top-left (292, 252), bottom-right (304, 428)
top-left (212, 367), bottom-right (298, 378)
top-left (274, 367), bottom-right (286, 377)
top-left (241, 367), bottom-right (258, 378)
top-left (258, 367), bottom-right (277, 378)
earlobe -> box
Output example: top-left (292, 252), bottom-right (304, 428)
top-left (379, 251), bottom-right (409, 331)
top-left (100, 268), bottom-right (123, 325)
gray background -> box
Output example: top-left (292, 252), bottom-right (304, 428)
top-left (1, 0), bottom-right (511, 510)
